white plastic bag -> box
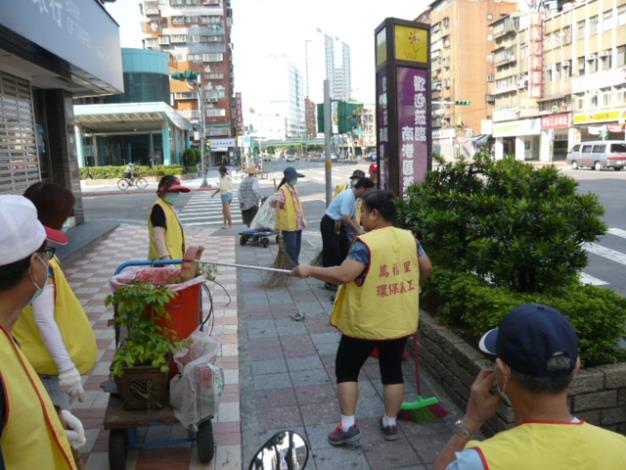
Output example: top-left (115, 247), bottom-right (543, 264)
top-left (250, 195), bottom-right (277, 230)
top-left (170, 330), bottom-right (224, 430)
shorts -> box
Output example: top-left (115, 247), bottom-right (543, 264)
top-left (221, 193), bottom-right (233, 203)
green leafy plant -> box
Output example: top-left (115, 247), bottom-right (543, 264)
top-left (398, 151), bottom-right (607, 293)
top-left (422, 268), bottom-right (626, 367)
top-left (182, 148), bottom-right (201, 172)
top-left (106, 281), bottom-right (190, 377)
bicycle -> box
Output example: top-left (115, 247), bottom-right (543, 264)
top-left (117, 174), bottom-right (148, 191)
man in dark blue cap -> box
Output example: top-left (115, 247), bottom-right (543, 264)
top-left (433, 303), bottom-right (626, 470)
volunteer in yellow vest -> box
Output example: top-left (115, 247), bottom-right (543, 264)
top-left (0, 195), bottom-right (86, 468)
top-left (433, 303), bottom-right (626, 470)
top-left (12, 183), bottom-right (97, 409)
top-left (292, 190), bottom-right (432, 446)
top-left (148, 176), bottom-right (190, 261)
top-left (274, 166), bottom-right (306, 264)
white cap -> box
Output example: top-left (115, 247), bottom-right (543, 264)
top-left (0, 195), bottom-right (68, 266)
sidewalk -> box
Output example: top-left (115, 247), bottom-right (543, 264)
top-left (237, 236), bottom-right (462, 469)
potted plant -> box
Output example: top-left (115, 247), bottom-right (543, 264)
top-left (106, 281), bottom-right (190, 411)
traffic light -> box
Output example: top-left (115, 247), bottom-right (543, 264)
top-left (171, 71), bottom-right (198, 81)
top-left (454, 100), bottom-right (472, 106)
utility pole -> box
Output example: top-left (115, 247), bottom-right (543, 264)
top-left (324, 79), bottom-right (332, 207)
top-left (196, 75), bottom-right (209, 188)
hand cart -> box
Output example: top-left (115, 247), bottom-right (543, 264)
top-left (103, 260), bottom-right (217, 469)
top-left (239, 228), bottom-right (279, 248)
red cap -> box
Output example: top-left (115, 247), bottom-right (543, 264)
top-left (45, 226), bottom-right (69, 245)
top-left (158, 176), bottom-right (190, 194)
top-left (369, 163), bottom-right (378, 174)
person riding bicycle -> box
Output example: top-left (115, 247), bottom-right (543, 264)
top-left (124, 162), bottom-right (134, 180)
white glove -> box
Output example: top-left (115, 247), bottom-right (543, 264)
top-left (58, 366), bottom-right (85, 402)
top-left (60, 409), bottom-right (86, 450)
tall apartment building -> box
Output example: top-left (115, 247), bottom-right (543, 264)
top-left (305, 28), bottom-right (353, 104)
top-left (140, 0), bottom-right (235, 139)
top-left (415, 0), bottom-right (518, 158)
top-left (491, 0), bottom-right (626, 161)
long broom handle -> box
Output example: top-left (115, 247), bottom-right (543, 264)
top-left (113, 260), bottom-right (292, 275)
top-left (187, 260), bottom-right (292, 275)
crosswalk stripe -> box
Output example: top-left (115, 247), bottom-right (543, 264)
top-left (584, 242), bottom-right (626, 266)
top-left (607, 228), bottom-right (626, 239)
top-left (579, 272), bottom-right (609, 286)
top-left (178, 193), bottom-right (243, 226)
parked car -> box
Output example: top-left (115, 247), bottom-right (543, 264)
top-left (567, 141), bottom-right (626, 171)
top-left (286, 154), bottom-right (297, 162)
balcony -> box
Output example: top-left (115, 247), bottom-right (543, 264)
top-left (486, 94), bottom-right (495, 104)
top-left (492, 18), bottom-right (519, 39)
top-left (178, 109), bottom-right (200, 120)
top-left (495, 51), bottom-right (517, 66)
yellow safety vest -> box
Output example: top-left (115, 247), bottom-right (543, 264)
top-left (0, 327), bottom-right (77, 469)
top-left (466, 421), bottom-right (626, 470)
top-left (275, 185), bottom-right (302, 232)
top-left (14, 258), bottom-right (97, 375)
top-left (331, 226), bottom-right (420, 340)
top-left (333, 182), bottom-right (349, 199)
top-left (148, 197), bottom-right (185, 260)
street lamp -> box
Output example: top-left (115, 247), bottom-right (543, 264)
top-left (171, 70), bottom-right (209, 188)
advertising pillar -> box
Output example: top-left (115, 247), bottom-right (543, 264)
top-left (375, 18), bottom-right (431, 196)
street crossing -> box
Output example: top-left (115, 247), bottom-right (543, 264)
top-left (581, 227), bottom-right (626, 294)
top-left (178, 191), bottom-right (243, 227)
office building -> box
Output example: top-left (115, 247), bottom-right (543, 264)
top-left (415, 0), bottom-right (518, 158)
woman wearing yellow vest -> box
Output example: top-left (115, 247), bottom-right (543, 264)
top-left (13, 183), bottom-right (97, 410)
top-left (0, 195), bottom-right (85, 468)
top-left (148, 176), bottom-right (190, 261)
top-left (293, 190), bottom-right (432, 446)
top-left (274, 166), bottom-right (306, 264)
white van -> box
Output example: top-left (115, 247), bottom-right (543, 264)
top-left (567, 140), bottom-right (626, 171)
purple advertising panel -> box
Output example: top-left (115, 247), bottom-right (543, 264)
top-left (376, 71), bottom-right (389, 190)
top-left (396, 67), bottom-right (429, 195)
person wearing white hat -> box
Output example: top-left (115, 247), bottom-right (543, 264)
top-left (0, 195), bottom-right (85, 469)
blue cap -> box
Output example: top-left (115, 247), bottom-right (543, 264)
top-left (284, 167), bottom-right (304, 179)
top-left (478, 304), bottom-right (578, 377)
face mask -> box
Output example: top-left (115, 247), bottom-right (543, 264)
top-left (288, 177), bottom-right (298, 186)
top-left (29, 254), bottom-right (48, 301)
top-left (164, 192), bottom-right (179, 204)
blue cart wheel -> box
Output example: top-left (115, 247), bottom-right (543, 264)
top-left (109, 429), bottom-right (127, 470)
top-left (197, 419), bottom-right (214, 463)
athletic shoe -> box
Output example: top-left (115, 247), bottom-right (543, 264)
top-left (379, 417), bottom-right (399, 441)
top-left (328, 423), bottom-right (360, 446)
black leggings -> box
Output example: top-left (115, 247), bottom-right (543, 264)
top-left (335, 335), bottom-right (407, 385)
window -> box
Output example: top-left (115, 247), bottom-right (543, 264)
top-left (588, 56), bottom-right (598, 73)
top-left (616, 87), bottom-right (626, 105)
top-left (592, 144), bottom-right (606, 153)
top-left (601, 89), bottom-right (612, 107)
top-left (571, 144), bottom-right (580, 152)
top-left (520, 43), bottom-right (528, 59)
top-left (603, 10), bottom-right (614, 31)
top-left (171, 16), bottom-right (184, 25)
top-left (544, 32), bottom-right (552, 50)
top-left (206, 108), bottom-right (226, 117)
top-left (564, 59), bottom-right (572, 77)
top-left (619, 5), bottom-right (626, 26)
top-left (547, 68), bottom-right (553, 81)
top-left (589, 15), bottom-right (599, 35)
top-left (578, 56), bottom-right (585, 76)
top-left (600, 50), bottom-right (612, 70)
top-left (577, 20), bottom-right (585, 37)
top-left (170, 34), bottom-right (187, 43)
top-left (582, 145), bottom-right (593, 153)
top-left (590, 94), bottom-right (598, 107)
top-left (576, 94), bottom-right (584, 110)
top-left (203, 53), bottom-right (223, 62)
top-left (618, 46), bottom-right (626, 67)
top-left (432, 22), bottom-right (441, 34)
top-left (611, 144), bottom-right (626, 153)
top-left (562, 26), bottom-right (571, 45)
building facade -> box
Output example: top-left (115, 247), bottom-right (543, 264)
top-left (0, 0), bottom-right (123, 223)
top-left (140, 0), bottom-right (235, 139)
top-left (416, 0), bottom-right (518, 159)
top-left (491, 0), bottom-right (626, 161)
top-left (74, 48), bottom-right (191, 167)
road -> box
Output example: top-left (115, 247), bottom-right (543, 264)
top-left (83, 162), bottom-right (626, 296)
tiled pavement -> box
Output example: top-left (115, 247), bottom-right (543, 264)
top-left (64, 224), bottom-right (241, 469)
top-left (237, 234), bottom-right (463, 469)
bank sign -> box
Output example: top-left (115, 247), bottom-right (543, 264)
top-left (375, 18), bottom-right (431, 197)
top-left (0, 0), bottom-right (123, 92)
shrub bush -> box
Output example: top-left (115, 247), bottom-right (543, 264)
top-left (182, 148), bottom-right (200, 170)
top-left (398, 152), bottom-right (606, 293)
top-left (422, 267), bottom-right (626, 367)
top-left (80, 165), bottom-right (184, 180)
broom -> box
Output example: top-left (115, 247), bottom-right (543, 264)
top-left (398, 334), bottom-right (449, 423)
top-left (263, 235), bottom-right (297, 288)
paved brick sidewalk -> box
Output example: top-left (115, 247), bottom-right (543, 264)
top-left (237, 236), bottom-right (462, 469)
top-left (63, 224), bottom-right (241, 469)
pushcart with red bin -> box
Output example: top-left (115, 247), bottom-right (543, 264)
top-left (103, 258), bottom-right (218, 469)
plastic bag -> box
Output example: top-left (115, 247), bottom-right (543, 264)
top-left (250, 195), bottom-right (277, 230)
top-left (170, 330), bottom-right (224, 430)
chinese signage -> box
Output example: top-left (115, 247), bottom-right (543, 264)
top-left (397, 67), bottom-right (429, 192)
top-left (207, 138), bottom-right (235, 150)
top-left (394, 25), bottom-right (428, 63)
top-left (541, 113), bottom-right (571, 129)
top-left (375, 18), bottom-right (431, 197)
top-left (235, 92), bottom-right (244, 136)
top-left (528, 13), bottom-right (543, 99)
top-left (493, 118), bottom-right (541, 138)
top-left (375, 261), bottom-right (417, 298)
top-left (573, 110), bottom-right (626, 125)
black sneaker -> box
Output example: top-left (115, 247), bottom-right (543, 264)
top-left (328, 423), bottom-right (360, 446)
top-left (379, 417), bottom-right (399, 441)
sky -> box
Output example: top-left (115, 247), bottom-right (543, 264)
top-left (105, 0), bottom-right (429, 108)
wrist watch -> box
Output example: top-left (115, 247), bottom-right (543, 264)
top-left (453, 419), bottom-right (474, 440)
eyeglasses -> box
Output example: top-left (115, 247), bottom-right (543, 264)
top-left (38, 247), bottom-right (56, 260)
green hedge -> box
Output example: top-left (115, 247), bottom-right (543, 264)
top-left (80, 165), bottom-right (184, 180)
top-left (422, 267), bottom-right (626, 367)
